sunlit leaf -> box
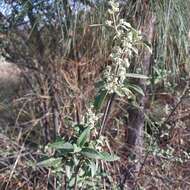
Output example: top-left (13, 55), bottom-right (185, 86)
top-left (81, 148), bottom-right (119, 162)
top-left (48, 140), bottom-right (65, 149)
top-left (81, 148), bottom-right (102, 159)
top-left (127, 84), bottom-right (145, 96)
top-left (65, 165), bottom-right (72, 179)
top-left (48, 141), bottom-right (74, 152)
top-left (73, 144), bottom-right (82, 153)
top-left (37, 157), bottom-right (62, 168)
top-left (89, 160), bottom-right (97, 177)
top-left (99, 152), bottom-right (120, 162)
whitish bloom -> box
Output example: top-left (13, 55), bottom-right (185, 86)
top-left (85, 107), bottom-right (99, 129)
top-left (105, 20), bottom-right (113, 27)
top-left (117, 66), bottom-right (126, 83)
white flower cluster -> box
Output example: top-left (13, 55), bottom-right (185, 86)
top-left (110, 46), bottom-right (130, 68)
top-left (81, 107), bottom-right (101, 129)
top-left (103, 65), bottom-right (132, 97)
top-left (102, 0), bottom-right (142, 97)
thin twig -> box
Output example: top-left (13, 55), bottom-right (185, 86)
top-left (98, 93), bottom-right (116, 138)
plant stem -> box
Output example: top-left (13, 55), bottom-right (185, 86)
top-left (74, 160), bottom-right (82, 190)
top-left (98, 92), bottom-right (116, 138)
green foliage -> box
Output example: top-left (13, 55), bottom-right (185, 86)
top-left (77, 127), bottom-right (91, 147)
top-left (94, 90), bottom-right (107, 111)
top-left (37, 107), bottom-right (119, 189)
top-left (48, 141), bottom-right (74, 152)
top-left (38, 157), bottom-right (62, 168)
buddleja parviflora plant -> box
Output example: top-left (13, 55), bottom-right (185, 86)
top-left (37, 107), bottom-right (119, 189)
top-left (36, 1), bottom-right (150, 189)
top-left (103, 1), bottom-right (149, 96)
top-left (95, 0), bottom-right (150, 134)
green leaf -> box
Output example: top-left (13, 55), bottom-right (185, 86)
top-left (121, 87), bottom-right (134, 97)
top-left (48, 142), bottom-right (74, 152)
top-left (81, 148), bottom-right (102, 160)
top-left (115, 87), bottom-right (126, 97)
top-left (77, 127), bottom-right (91, 147)
top-left (125, 73), bottom-right (149, 79)
top-left (94, 90), bottom-right (107, 111)
top-left (73, 144), bottom-right (82, 153)
top-left (127, 84), bottom-right (145, 96)
top-left (99, 152), bottom-right (120, 162)
top-left (95, 80), bottom-right (104, 89)
top-left (48, 140), bottom-right (65, 149)
top-left (81, 148), bottom-right (119, 162)
top-left (37, 157), bottom-right (62, 168)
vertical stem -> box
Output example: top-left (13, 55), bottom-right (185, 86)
top-left (74, 160), bottom-right (82, 190)
top-left (98, 64), bottom-right (119, 138)
top-left (98, 92), bottom-right (116, 137)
